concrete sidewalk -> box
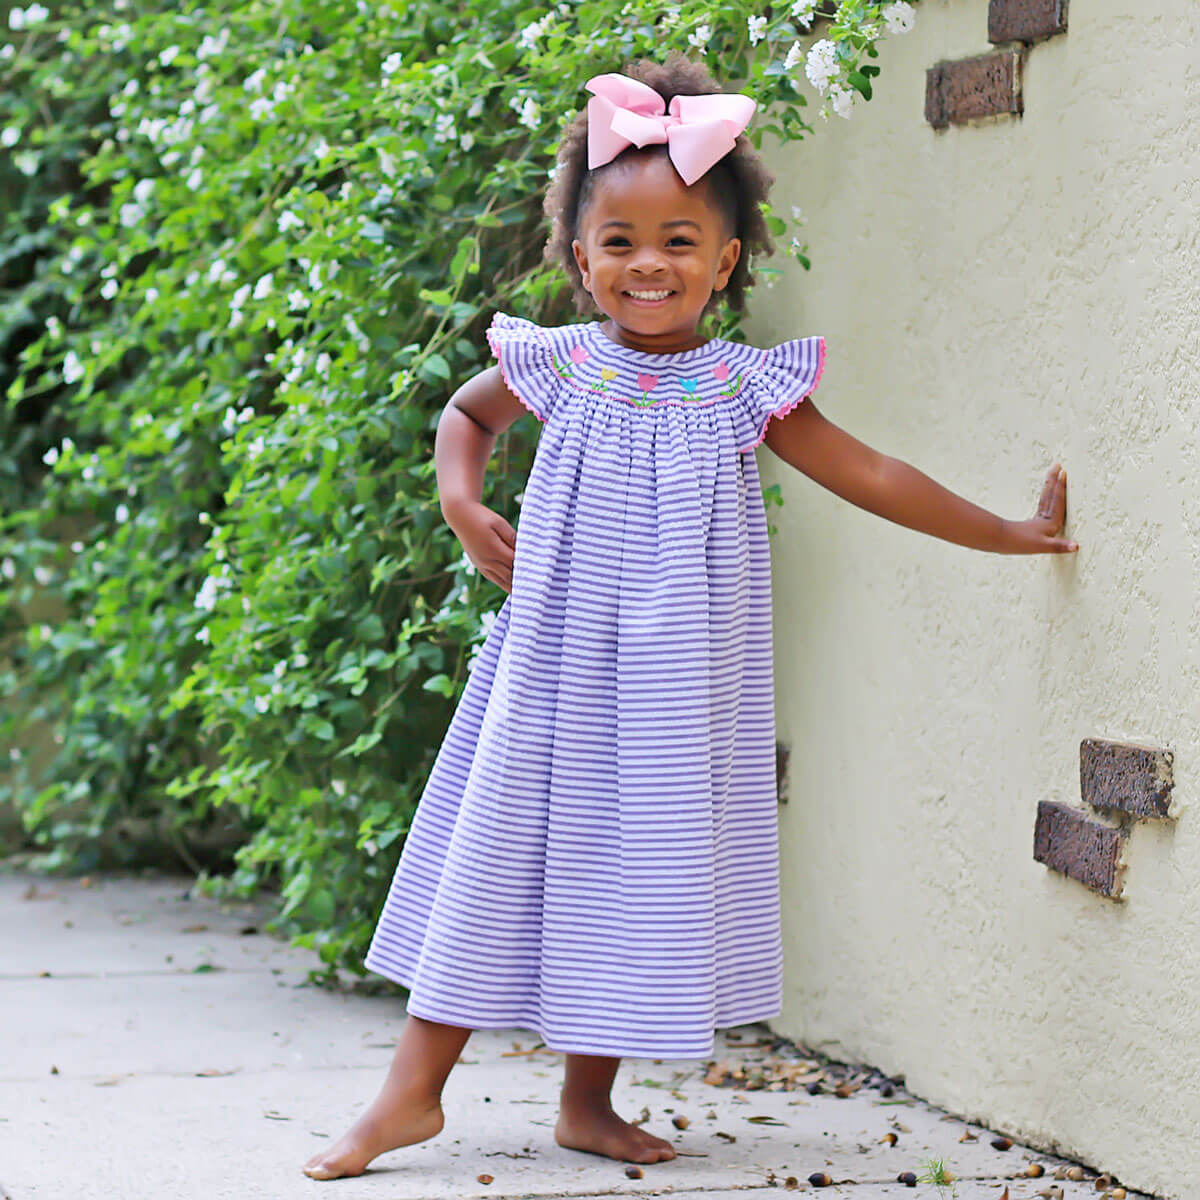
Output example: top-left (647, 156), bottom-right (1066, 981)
top-left (0, 867), bottom-right (1149, 1200)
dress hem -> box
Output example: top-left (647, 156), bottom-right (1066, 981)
top-left (364, 955), bottom-right (781, 1061)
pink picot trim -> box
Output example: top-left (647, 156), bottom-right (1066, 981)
top-left (486, 324), bottom-right (548, 423)
top-left (738, 336), bottom-right (827, 454)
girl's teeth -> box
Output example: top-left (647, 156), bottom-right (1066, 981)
top-left (627, 290), bottom-right (671, 299)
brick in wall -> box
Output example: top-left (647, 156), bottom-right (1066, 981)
top-left (925, 51), bottom-right (1023, 129)
top-left (1080, 738), bottom-right (1174, 820)
top-left (1033, 801), bottom-right (1126, 898)
top-left (988, 0), bottom-right (1068, 45)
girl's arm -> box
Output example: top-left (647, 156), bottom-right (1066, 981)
top-left (761, 400), bottom-right (1078, 555)
top-left (435, 365), bottom-right (531, 592)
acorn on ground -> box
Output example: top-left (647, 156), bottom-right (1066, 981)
top-left (1023, 1162), bottom-right (1045, 1177)
top-left (808, 1171), bottom-right (833, 1187)
top-left (991, 1136), bottom-right (1014, 1150)
top-left (880, 1131), bottom-right (898, 1146)
top-left (1066, 1166), bottom-right (1085, 1181)
top-left (671, 1114), bottom-right (690, 1129)
top-left (897, 1171), bottom-right (918, 1187)
top-left (625, 1165), bottom-right (643, 1179)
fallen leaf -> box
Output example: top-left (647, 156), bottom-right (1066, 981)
top-left (746, 1115), bottom-right (787, 1125)
top-left (181, 923), bottom-right (209, 933)
top-left (195, 1068), bottom-right (238, 1077)
top-left (263, 1111), bottom-right (291, 1121)
top-left (714, 1131), bottom-right (737, 1142)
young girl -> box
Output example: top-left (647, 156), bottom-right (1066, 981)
top-left (303, 53), bottom-right (1077, 1182)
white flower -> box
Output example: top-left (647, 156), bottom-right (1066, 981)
top-left (101, 278), bottom-right (119, 300)
top-left (292, 652), bottom-right (308, 668)
top-left (829, 81), bottom-right (855, 118)
top-left (518, 97), bottom-right (540, 130)
top-left (882, 1), bottom-right (916, 34)
top-left (805, 38), bottom-right (838, 95)
top-left (791, 0), bottom-right (816, 27)
top-left (784, 40), bottom-right (804, 70)
top-left (519, 14), bottom-right (552, 48)
top-left (747, 14), bottom-right (767, 45)
top-left (2, 126), bottom-right (20, 147)
top-left (254, 694), bottom-right (269, 713)
top-left (62, 351), bottom-right (84, 384)
top-left (661, 5), bottom-right (681, 28)
top-left (381, 51), bottom-right (403, 76)
top-left (467, 95), bottom-right (485, 119)
top-left (10, 4), bottom-right (51, 29)
top-left (687, 23), bottom-right (712, 49)
top-left (158, 45), bottom-right (180, 67)
top-left (277, 209), bottom-right (304, 233)
top-left (115, 503), bottom-right (129, 523)
top-left (273, 659), bottom-right (288, 678)
top-left (42, 445), bottom-right (59, 465)
top-left (252, 272), bottom-right (273, 300)
top-left (34, 566), bottom-right (52, 586)
top-left (434, 112), bottom-right (456, 142)
top-left (460, 132), bottom-right (475, 152)
top-left (196, 625), bottom-right (210, 643)
top-left (0, 558), bottom-right (14, 579)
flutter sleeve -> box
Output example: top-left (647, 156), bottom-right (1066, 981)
top-left (485, 312), bottom-right (563, 424)
top-left (731, 335), bottom-right (826, 454)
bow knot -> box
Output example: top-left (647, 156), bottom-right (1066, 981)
top-left (584, 73), bottom-right (756, 186)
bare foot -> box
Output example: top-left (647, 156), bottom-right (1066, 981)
top-left (302, 1087), bottom-right (445, 1180)
top-left (554, 1105), bottom-right (677, 1164)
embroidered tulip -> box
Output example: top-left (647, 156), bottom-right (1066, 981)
top-left (712, 362), bottom-right (730, 381)
top-left (600, 367), bottom-right (617, 381)
top-left (569, 344), bottom-right (589, 365)
top-left (637, 373), bottom-right (659, 392)
top-left (680, 378), bottom-right (699, 394)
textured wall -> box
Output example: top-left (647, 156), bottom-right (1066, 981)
top-left (748, 1), bottom-right (1200, 1195)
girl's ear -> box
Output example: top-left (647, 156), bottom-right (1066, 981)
top-left (713, 236), bottom-right (742, 292)
top-left (571, 238), bottom-right (592, 291)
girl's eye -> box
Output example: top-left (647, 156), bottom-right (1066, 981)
top-left (667, 236), bottom-right (694, 246)
top-left (602, 237), bottom-right (630, 247)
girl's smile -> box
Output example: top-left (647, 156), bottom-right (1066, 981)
top-left (571, 152), bottom-right (741, 355)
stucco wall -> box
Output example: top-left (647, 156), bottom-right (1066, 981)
top-left (749, 2), bottom-right (1200, 1196)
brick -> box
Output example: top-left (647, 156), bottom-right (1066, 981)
top-left (1080, 738), bottom-right (1174, 819)
top-left (1033, 801), bottom-right (1126, 898)
top-left (925, 52), bottom-right (1022, 129)
top-left (988, 0), bottom-right (1068, 45)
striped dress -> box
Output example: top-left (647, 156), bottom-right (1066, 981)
top-left (364, 312), bottom-right (826, 1059)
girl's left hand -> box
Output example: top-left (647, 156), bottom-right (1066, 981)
top-left (1007, 463), bottom-right (1079, 554)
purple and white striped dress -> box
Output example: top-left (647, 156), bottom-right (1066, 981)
top-left (364, 313), bottom-right (826, 1059)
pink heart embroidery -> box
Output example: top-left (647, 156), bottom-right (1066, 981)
top-left (712, 362), bottom-right (730, 382)
top-left (569, 345), bottom-right (589, 365)
top-left (637, 373), bottom-right (659, 392)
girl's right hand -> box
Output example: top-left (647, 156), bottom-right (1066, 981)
top-left (445, 499), bottom-right (518, 593)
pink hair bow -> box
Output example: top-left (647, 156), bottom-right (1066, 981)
top-left (584, 73), bottom-right (756, 186)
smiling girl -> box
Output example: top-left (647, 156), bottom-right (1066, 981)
top-left (303, 52), bottom-right (1077, 1183)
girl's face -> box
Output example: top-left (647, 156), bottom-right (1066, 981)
top-left (571, 152), bottom-right (741, 354)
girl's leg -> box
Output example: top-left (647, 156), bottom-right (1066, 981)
top-left (554, 1053), bottom-right (677, 1164)
top-left (302, 1014), bottom-right (473, 1180)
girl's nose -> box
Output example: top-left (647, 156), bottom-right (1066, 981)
top-left (629, 246), bottom-right (667, 274)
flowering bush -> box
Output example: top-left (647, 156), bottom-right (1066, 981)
top-left (0, 0), bottom-right (915, 980)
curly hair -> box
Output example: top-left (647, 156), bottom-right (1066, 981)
top-left (543, 52), bottom-right (776, 318)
